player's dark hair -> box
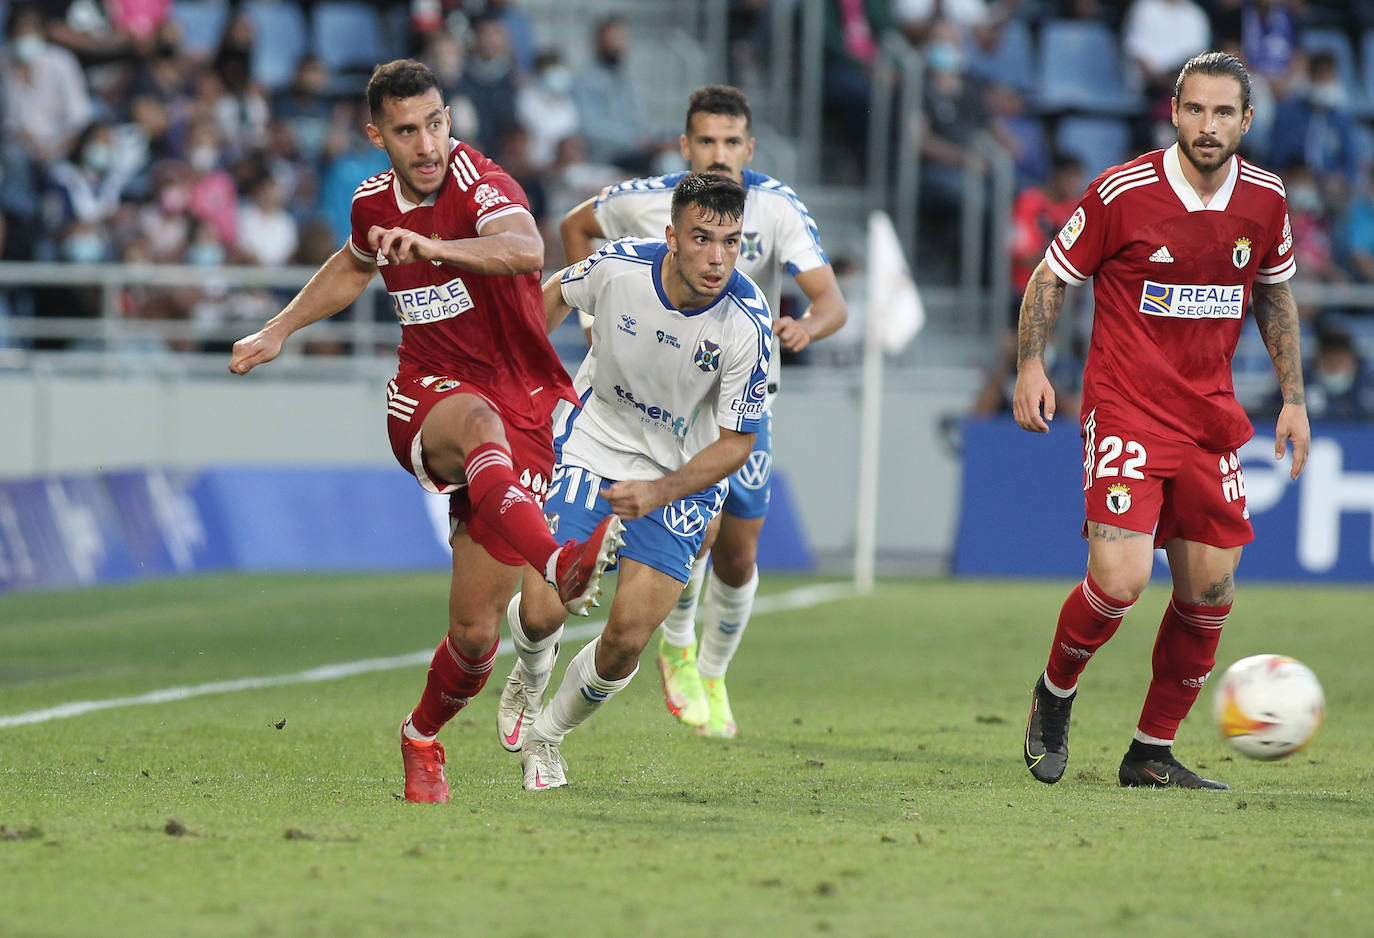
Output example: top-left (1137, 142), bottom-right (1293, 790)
top-left (685, 85), bottom-right (752, 135)
top-left (366, 59), bottom-right (443, 120)
top-left (671, 172), bottom-right (746, 227)
top-left (1175, 51), bottom-right (1252, 111)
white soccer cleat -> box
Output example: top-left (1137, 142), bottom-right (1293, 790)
top-left (521, 738), bottom-right (569, 790)
top-left (496, 653), bottom-right (556, 752)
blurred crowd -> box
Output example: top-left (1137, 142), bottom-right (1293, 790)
top-left (0, 0), bottom-right (685, 352)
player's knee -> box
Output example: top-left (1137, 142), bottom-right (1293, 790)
top-left (710, 544), bottom-right (757, 585)
top-left (1088, 566), bottom-right (1151, 603)
top-left (446, 618), bottom-right (500, 658)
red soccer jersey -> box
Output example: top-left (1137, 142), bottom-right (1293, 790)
top-left (349, 140), bottom-right (577, 430)
top-left (1044, 144), bottom-right (1295, 453)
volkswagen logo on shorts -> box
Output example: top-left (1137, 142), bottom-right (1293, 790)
top-left (663, 501), bottom-right (706, 537)
top-left (735, 451), bottom-right (771, 490)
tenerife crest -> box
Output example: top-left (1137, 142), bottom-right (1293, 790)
top-left (740, 231), bottom-right (763, 261)
top-left (1232, 237), bottom-right (1252, 269)
top-left (694, 339), bottom-right (722, 373)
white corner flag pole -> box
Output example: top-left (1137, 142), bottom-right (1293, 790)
top-left (855, 211), bottom-right (924, 594)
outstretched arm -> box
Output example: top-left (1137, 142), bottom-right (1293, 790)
top-left (774, 264), bottom-right (849, 353)
top-left (1012, 259), bottom-right (1068, 433)
top-left (1251, 279), bottom-right (1310, 479)
top-left (229, 245), bottom-right (375, 375)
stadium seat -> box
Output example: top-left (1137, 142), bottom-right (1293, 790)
top-left (1034, 20), bottom-right (1144, 115)
top-left (170, 0), bottom-right (230, 57)
top-left (311, 1), bottom-right (392, 95)
top-left (243, 0), bottom-right (308, 92)
top-left (965, 18), bottom-right (1034, 93)
top-left (1054, 115), bottom-right (1131, 180)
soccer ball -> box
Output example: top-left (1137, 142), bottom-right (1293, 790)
top-left (1212, 654), bottom-right (1325, 761)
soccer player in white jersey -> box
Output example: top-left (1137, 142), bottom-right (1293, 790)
top-left (497, 172), bottom-right (772, 789)
top-left (560, 85), bottom-right (847, 738)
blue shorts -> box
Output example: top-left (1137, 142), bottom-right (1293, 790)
top-left (545, 463), bottom-right (727, 583)
top-left (723, 410), bottom-right (772, 520)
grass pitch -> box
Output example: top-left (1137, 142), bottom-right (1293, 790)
top-left (1, 573), bottom-right (1371, 937)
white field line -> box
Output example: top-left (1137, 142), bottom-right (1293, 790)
top-left (0, 582), bottom-right (854, 729)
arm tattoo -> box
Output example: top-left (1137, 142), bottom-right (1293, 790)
top-left (1251, 281), bottom-right (1306, 406)
top-left (1017, 265), bottom-right (1067, 366)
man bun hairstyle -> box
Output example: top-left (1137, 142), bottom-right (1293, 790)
top-left (671, 172), bottom-right (746, 227)
top-left (366, 59), bottom-right (443, 119)
top-left (685, 84), bottom-right (752, 135)
top-left (1175, 51), bottom-right (1252, 111)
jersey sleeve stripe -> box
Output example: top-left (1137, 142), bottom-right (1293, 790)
top-left (1238, 172), bottom-right (1286, 198)
top-left (352, 176), bottom-right (392, 202)
top-left (474, 203), bottom-right (531, 233)
top-left (1100, 175), bottom-right (1158, 205)
top-left (1238, 162), bottom-right (1284, 187)
top-left (1256, 256), bottom-right (1296, 283)
top-left (1046, 242), bottom-right (1088, 284)
top-left (349, 239), bottom-right (376, 263)
top-left (1097, 165), bottom-right (1155, 201)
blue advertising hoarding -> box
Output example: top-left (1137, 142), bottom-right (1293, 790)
top-left (956, 419), bottom-right (1374, 582)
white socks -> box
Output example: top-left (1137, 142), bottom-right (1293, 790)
top-left (659, 559), bottom-right (708, 648)
top-left (697, 566), bottom-right (759, 680)
top-left (528, 638), bottom-right (636, 744)
top-left (507, 592), bottom-right (562, 692)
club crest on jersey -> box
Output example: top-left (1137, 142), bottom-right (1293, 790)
top-left (1232, 237), bottom-right (1252, 268)
top-left (473, 183), bottom-right (509, 211)
top-left (694, 339), bottom-right (722, 373)
top-left (740, 231), bottom-right (763, 261)
top-left (1106, 483), bottom-right (1131, 515)
top-left (1057, 206), bottom-right (1086, 250)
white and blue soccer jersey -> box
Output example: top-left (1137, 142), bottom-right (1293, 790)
top-left (554, 238), bottom-right (773, 482)
top-left (593, 168), bottom-right (828, 394)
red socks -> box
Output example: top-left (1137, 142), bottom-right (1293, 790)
top-left (464, 442), bottom-right (560, 570)
top-left (1044, 573), bottom-right (1135, 690)
top-left (408, 635), bottom-right (498, 737)
top-left (1136, 596), bottom-right (1228, 741)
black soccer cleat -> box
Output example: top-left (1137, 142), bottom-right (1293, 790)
top-left (1024, 675), bottom-right (1076, 784)
top-left (1118, 741), bottom-right (1229, 790)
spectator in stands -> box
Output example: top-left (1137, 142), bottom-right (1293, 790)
top-left (210, 15), bottom-right (271, 154)
top-left (1269, 51), bottom-right (1361, 186)
top-left (1009, 153), bottom-right (1084, 322)
top-left (415, 28), bottom-right (481, 145)
top-left (517, 48), bottom-right (580, 171)
top-left (987, 81), bottom-right (1049, 189)
top-left (1284, 162), bottom-right (1346, 286)
top-left (44, 120), bottom-right (142, 231)
top-left (1263, 325), bottom-right (1374, 422)
top-left (236, 175), bottom-right (298, 267)
top-left (895, 0), bottom-right (1021, 48)
top-left (1215, 0), bottom-right (1304, 96)
top-left (461, 13), bottom-right (521, 158)
top-left (273, 57), bottom-right (337, 167)
top-left (317, 99), bottom-right (390, 245)
top-left (2, 3), bottom-right (94, 164)
top-left (485, 0), bottom-right (536, 75)
top-left (1122, 0), bottom-right (1210, 114)
top-left (1337, 174), bottom-right (1374, 283)
top-left (821, 0), bottom-right (894, 179)
top-left (179, 119), bottom-right (239, 246)
top-left (572, 15), bottom-right (663, 174)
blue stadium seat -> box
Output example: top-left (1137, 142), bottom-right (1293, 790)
top-left (1034, 20), bottom-right (1144, 115)
top-left (170, 0), bottom-right (230, 57)
top-left (1054, 115), bottom-right (1131, 180)
top-left (965, 19), bottom-right (1034, 93)
top-left (244, 0), bottom-right (308, 91)
top-left (311, 1), bottom-right (392, 95)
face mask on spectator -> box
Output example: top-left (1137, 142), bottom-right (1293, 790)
top-left (541, 66), bottom-right (573, 97)
top-left (63, 234), bottom-right (106, 264)
top-left (927, 42), bottom-right (962, 75)
top-left (189, 146), bottom-right (219, 172)
top-left (1289, 184), bottom-right (1321, 214)
top-left (1309, 82), bottom-right (1347, 110)
top-left (186, 242), bottom-right (225, 266)
top-left (83, 142), bottom-right (112, 172)
top-left (12, 34), bottom-right (45, 64)
top-left (159, 186), bottom-right (190, 213)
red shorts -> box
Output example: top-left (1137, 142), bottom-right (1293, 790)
top-left (1080, 411), bottom-right (1253, 549)
top-left (386, 373), bottom-right (554, 566)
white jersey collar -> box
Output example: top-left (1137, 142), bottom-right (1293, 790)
top-left (391, 139), bottom-right (456, 211)
top-left (1163, 142), bottom-right (1237, 212)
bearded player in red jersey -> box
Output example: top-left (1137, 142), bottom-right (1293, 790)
top-left (229, 60), bottom-right (624, 804)
top-left (1015, 52), bottom-right (1310, 790)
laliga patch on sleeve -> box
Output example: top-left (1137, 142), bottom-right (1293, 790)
top-left (1058, 206), bottom-right (1086, 250)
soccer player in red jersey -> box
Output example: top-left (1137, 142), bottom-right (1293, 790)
top-left (228, 60), bottom-right (623, 804)
top-left (1014, 52), bottom-right (1311, 790)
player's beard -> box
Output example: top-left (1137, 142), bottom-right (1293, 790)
top-left (1178, 133), bottom-right (1237, 174)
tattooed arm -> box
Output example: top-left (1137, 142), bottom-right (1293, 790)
top-left (1251, 279), bottom-right (1310, 479)
top-left (1013, 259), bottom-right (1069, 433)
